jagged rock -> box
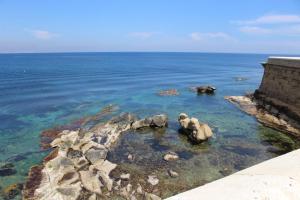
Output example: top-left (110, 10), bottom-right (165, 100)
top-left (79, 170), bottom-right (103, 195)
top-left (120, 173), bottom-right (130, 180)
top-left (23, 113), bottom-right (163, 200)
top-left (167, 169), bottom-right (179, 178)
top-left (147, 175), bottom-right (159, 186)
top-left (85, 148), bottom-right (107, 164)
top-left (132, 114), bottom-right (168, 129)
top-left (163, 152), bottom-right (179, 161)
top-left (178, 113), bottom-right (213, 142)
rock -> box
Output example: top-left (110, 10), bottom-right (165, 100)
top-left (178, 113), bottom-right (213, 142)
top-left (85, 148), bottom-right (107, 164)
top-left (167, 169), bottom-right (179, 178)
top-left (57, 169), bottom-right (80, 186)
top-left (145, 192), bottom-right (162, 200)
top-left (132, 114), bottom-right (168, 129)
top-left (158, 89), bottom-right (179, 96)
top-left (79, 170), bottom-right (103, 195)
top-left (2, 183), bottom-right (23, 200)
top-left (151, 114), bottom-right (168, 127)
top-left (120, 173), bottom-right (130, 180)
top-left (127, 154), bottom-right (134, 161)
top-left (163, 152), bottom-right (179, 161)
top-left (196, 85), bottom-right (216, 94)
top-left (147, 175), bottom-right (159, 186)
top-left (23, 113), bottom-right (165, 200)
top-left (55, 182), bottom-right (82, 200)
top-left (126, 183), bottom-right (132, 193)
top-left (136, 183), bottom-right (143, 194)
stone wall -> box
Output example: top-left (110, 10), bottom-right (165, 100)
top-left (254, 57), bottom-right (300, 129)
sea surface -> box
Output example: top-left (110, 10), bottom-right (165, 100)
top-left (0, 52), bottom-right (299, 199)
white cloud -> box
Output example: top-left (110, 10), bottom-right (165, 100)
top-left (189, 32), bottom-right (234, 41)
top-left (29, 29), bottom-right (58, 40)
top-left (129, 32), bottom-right (156, 39)
top-left (233, 14), bottom-right (300, 25)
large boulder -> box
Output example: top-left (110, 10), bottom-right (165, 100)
top-left (178, 113), bottom-right (213, 142)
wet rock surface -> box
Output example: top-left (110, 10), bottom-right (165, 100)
top-left (178, 113), bottom-right (213, 142)
top-left (23, 113), bottom-right (168, 200)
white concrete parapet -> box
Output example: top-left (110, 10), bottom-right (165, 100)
top-left (166, 149), bottom-right (300, 200)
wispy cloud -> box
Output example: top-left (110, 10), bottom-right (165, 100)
top-left (233, 14), bottom-right (300, 25)
top-left (239, 26), bottom-right (272, 34)
top-left (239, 25), bottom-right (300, 36)
top-left (129, 32), bottom-right (157, 39)
top-left (189, 32), bottom-right (234, 41)
top-left (27, 29), bottom-right (58, 40)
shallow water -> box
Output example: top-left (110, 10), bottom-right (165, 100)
top-left (0, 52), bottom-right (299, 199)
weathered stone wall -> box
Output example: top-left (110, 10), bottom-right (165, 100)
top-left (254, 57), bottom-right (300, 129)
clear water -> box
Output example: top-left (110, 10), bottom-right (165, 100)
top-left (0, 53), bottom-right (299, 199)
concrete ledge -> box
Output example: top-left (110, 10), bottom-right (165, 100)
top-left (166, 149), bottom-right (300, 200)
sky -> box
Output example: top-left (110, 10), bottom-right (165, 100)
top-left (0, 0), bottom-right (300, 54)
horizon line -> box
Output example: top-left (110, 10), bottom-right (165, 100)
top-left (0, 50), bottom-right (298, 56)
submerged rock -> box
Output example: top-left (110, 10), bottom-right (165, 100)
top-left (163, 151), bottom-right (179, 161)
top-left (0, 164), bottom-right (17, 177)
top-left (167, 169), bottom-right (179, 178)
top-left (147, 175), bottom-right (159, 186)
top-left (157, 89), bottom-right (179, 96)
top-left (2, 183), bottom-right (23, 200)
top-left (178, 113), bottom-right (213, 142)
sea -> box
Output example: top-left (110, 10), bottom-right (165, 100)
top-left (0, 52), bottom-right (299, 199)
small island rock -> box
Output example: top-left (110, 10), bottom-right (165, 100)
top-left (178, 113), bottom-right (213, 142)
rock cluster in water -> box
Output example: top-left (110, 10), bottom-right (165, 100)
top-left (225, 95), bottom-right (300, 136)
top-left (178, 113), bottom-right (213, 142)
top-left (23, 113), bottom-right (167, 200)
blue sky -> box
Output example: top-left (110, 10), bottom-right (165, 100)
top-left (1, 0), bottom-right (300, 53)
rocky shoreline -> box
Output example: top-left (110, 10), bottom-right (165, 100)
top-left (23, 113), bottom-right (168, 200)
top-left (225, 95), bottom-right (300, 137)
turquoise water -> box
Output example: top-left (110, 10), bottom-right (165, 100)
top-left (0, 53), bottom-right (299, 199)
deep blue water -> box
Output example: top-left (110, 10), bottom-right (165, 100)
top-left (0, 52), bottom-right (299, 198)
